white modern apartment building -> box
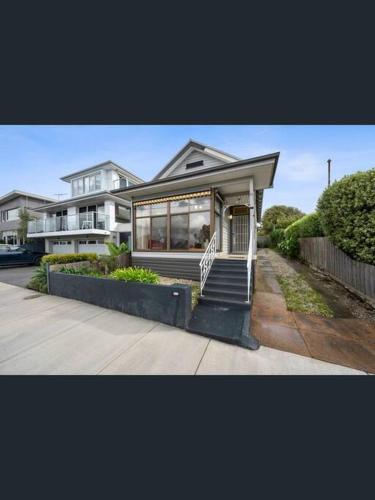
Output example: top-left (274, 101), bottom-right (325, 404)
top-left (27, 161), bottom-right (143, 254)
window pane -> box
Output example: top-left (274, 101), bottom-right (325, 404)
top-left (72, 179), bottom-right (78, 196)
top-left (78, 178), bottom-right (84, 194)
top-left (189, 212), bottom-right (210, 249)
top-left (7, 208), bottom-right (19, 221)
top-left (136, 218), bottom-right (150, 250)
top-left (151, 203), bottom-right (167, 216)
top-left (170, 199), bottom-right (189, 213)
top-left (95, 174), bottom-right (101, 190)
top-left (84, 176), bottom-right (90, 193)
top-left (89, 175), bottom-right (96, 191)
top-left (170, 214), bottom-right (188, 249)
top-left (189, 197), bottom-right (210, 212)
top-left (136, 205), bottom-right (150, 217)
top-left (150, 216), bottom-right (167, 250)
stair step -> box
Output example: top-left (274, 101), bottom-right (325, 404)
top-left (199, 296), bottom-right (249, 309)
top-left (212, 263), bottom-right (247, 270)
top-left (202, 287), bottom-right (248, 300)
top-left (209, 268), bottom-right (247, 276)
top-left (203, 282), bottom-right (247, 293)
top-left (205, 277), bottom-right (248, 287)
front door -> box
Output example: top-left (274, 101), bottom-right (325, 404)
top-left (231, 206), bottom-right (249, 254)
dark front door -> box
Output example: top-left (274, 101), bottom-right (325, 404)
top-left (230, 206), bottom-right (249, 254)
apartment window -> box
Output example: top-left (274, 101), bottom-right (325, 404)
top-left (1, 208), bottom-right (20, 222)
top-left (72, 173), bottom-right (102, 196)
top-left (135, 193), bottom-right (211, 251)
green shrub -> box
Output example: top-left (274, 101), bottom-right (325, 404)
top-left (317, 169), bottom-right (375, 264)
top-left (106, 242), bottom-right (130, 256)
top-left (27, 262), bottom-right (48, 293)
top-left (110, 267), bottom-right (160, 284)
top-left (42, 253), bottom-right (97, 265)
top-left (279, 213), bottom-right (324, 258)
top-left (59, 265), bottom-right (104, 278)
top-left (262, 205), bottom-right (305, 234)
top-left (96, 255), bottom-right (118, 274)
top-left (270, 228), bottom-right (285, 248)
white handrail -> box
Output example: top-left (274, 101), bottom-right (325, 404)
top-left (247, 227), bottom-right (254, 303)
top-left (199, 232), bottom-right (217, 296)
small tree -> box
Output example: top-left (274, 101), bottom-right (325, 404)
top-left (106, 242), bottom-right (130, 256)
top-left (261, 205), bottom-right (305, 234)
top-left (17, 208), bottom-right (35, 245)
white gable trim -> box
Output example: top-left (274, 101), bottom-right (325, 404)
top-left (159, 146), bottom-right (236, 179)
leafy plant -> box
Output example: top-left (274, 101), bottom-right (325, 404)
top-left (106, 242), bottom-right (130, 256)
top-left (27, 262), bottom-right (48, 293)
top-left (261, 205), bottom-right (305, 234)
top-left (317, 168), bottom-right (375, 264)
top-left (59, 266), bottom-right (104, 278)
top-left (42, 253), bottom-right (97, 265)
top-left (110, 267), bottom-right (160, 284)
top-left (97, 255), bottom-right (118, 274)
top-left (278, 213), bottom-right (324, 258)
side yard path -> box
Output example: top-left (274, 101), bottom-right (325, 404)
top-left (0, 282), bottom-right (364, 375)
top-left (253, 249), bottom-right (375, 374)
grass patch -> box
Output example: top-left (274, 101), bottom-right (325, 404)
top-left (277, 274), bottom-right (334, 317)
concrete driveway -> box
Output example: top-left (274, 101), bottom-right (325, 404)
top-left (0, 282), bottom-right (366, 375)
top-left (0, 265), bottom-right (36, 288)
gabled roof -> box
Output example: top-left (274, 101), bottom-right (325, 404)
top-left (152, 139), bottom-right (241, 180)
top-left (60, 160), bottom-right (144, 184)
top-left (0, 190), bottom-right (56, 205)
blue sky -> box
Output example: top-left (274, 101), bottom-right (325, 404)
top-left (0, 125), bottom-right (374, 213)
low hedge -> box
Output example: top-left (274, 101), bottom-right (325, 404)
top-left (317, 168), bottom-right (375, 264)
top-left (42, 253), bottom-right (97, 265)
top-left (279, 213), bottom-right (324, 258)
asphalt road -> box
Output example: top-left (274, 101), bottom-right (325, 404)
top-left (0, 265), bottom-right (36, 288)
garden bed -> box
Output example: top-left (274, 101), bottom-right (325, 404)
top-left (48, 270), bottom-right (192, 329)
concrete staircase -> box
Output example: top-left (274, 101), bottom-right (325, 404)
top-left (186, 258), bottom-right (259, 350)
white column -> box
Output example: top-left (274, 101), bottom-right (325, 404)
top-left (104, 200), bottom-right (116, 231)
top-left (249, 177), bottom-right (256, 258)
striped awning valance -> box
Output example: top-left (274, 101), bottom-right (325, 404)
top-left (133, 190), bottom-right (211, 207)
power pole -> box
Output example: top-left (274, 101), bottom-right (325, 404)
top-left (327, 159), bottom-right (331, 187)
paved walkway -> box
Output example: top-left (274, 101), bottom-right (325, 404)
top-left (253, 249), bottom-right (375, 374)
top-left (0, 282), bottom-right (366, 375)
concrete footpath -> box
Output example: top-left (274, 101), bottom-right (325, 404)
top-left (0, 282), bottom-right (366, 375)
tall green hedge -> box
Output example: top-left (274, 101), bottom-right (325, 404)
top-left (317, 169), bottom-right (375, 264)
top-left (279, 213), bottom-right (324, 258)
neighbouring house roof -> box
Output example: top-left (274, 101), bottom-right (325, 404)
top-left (152, 139), bottom-right (241, 180)
top-left (60, 160), bottom-right (144, 184)
top-left (0, 190), bottom-right (56, 205)
top-left (32, 191), bottom-right (131, 212)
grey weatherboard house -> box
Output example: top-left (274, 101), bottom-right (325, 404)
top-left (112, 140), bottom-right (279, 348)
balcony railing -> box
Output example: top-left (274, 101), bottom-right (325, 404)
top-left (28, 213), bottom-right (110, 234)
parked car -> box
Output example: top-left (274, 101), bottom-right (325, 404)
top-left (0, 245), bottom-right (45, 267)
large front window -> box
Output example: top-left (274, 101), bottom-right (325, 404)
top-left (135, 192), bottom-right (212, 251)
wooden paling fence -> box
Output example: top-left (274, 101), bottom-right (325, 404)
top-left (299, 237), bottom-right (375, 304)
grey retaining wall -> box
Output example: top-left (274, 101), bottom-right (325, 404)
top-left (48, 272), bottom-right (192, 329)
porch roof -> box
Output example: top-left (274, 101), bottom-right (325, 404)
top-left (111, 152), bottom-right (279, 218)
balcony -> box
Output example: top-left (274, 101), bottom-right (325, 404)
top-left (28, 212), bottom-right (110, 235)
